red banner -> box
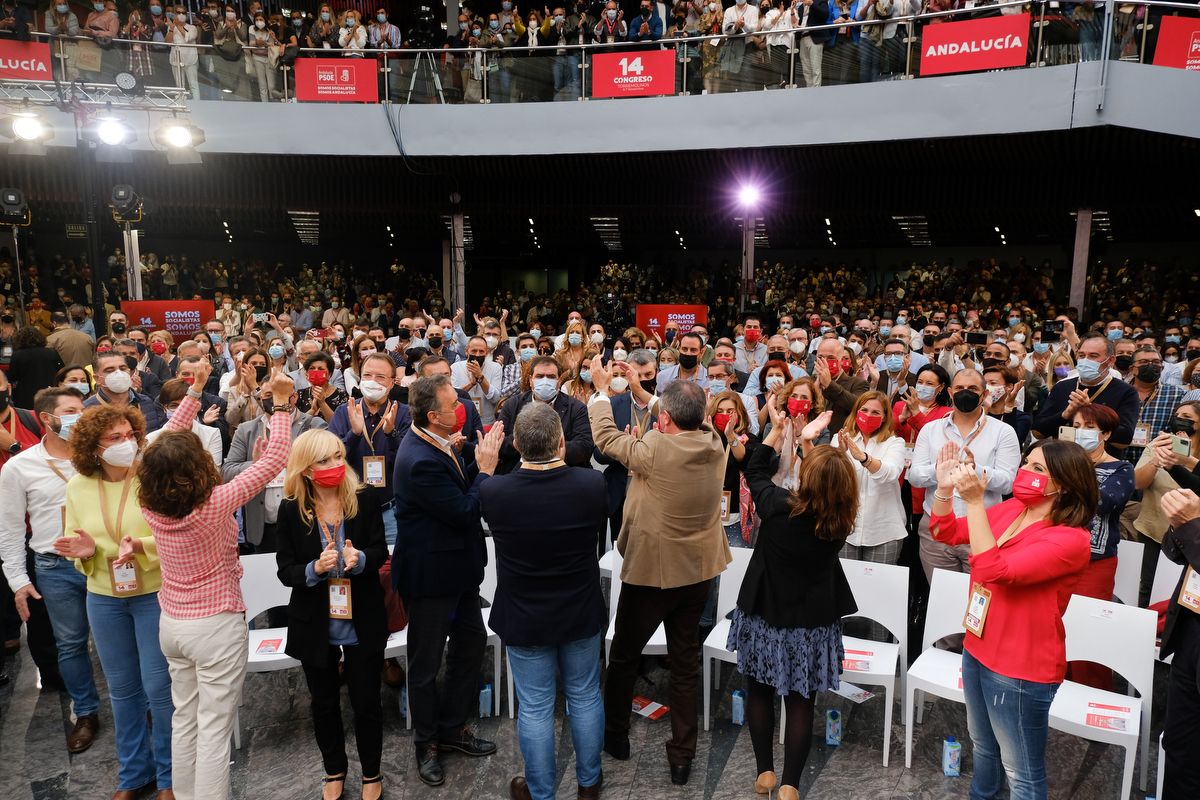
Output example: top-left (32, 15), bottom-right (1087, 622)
top-left (591, 50), bottom-right (675, 99)
top-left (295, 58), bottom-right (379, 103)
top-left (635, 304), bottom-right (708, 341)
top-left (121, 301), bottom-right (214, 343)
top-left (0, 39), bottom-right (53, 81)
top-left (1152, 16), bottom-right (1200, 71)
top-left (919, 13), bottom-right (1030, 76)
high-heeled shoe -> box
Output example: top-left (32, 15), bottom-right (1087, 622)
top-left (755, 770), bottom-right (777, 794)
top-left (322, 774), bottom-right (346, 800)
top-left (362, 775), bottom-right (383, 800)
top-left (777, 785), bottom-right (800, 800)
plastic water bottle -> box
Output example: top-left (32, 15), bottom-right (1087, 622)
top-left (943, 736), bottom-right (962, 777)
top-left (731, 690), bottom-right (746, 725)
top-left (825, 710), bottom-right (842, 746)
top-left (479, 683), bottom-right (493, 718)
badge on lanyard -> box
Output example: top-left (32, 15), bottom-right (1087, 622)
top-left (720, 490), bottom-right (732, 523)
top-left (1179, 567), bottom-right (1200, 615)
top-left (328, 578), bottom-right (353, 619)
top-left (109, 558), bottom-right (140, 595)
top-left (1132, 423), bottom-right (1151, 448)
top-left (903, 444), bottom-right (915, 468)
top-left (362, 455), bottom-right (386, 488)
top-left (963, 582), bottom-right (992, 638)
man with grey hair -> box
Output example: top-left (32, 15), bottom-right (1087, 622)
top-left (481, 403), bottom-right (607, 800)
top-left (585, 355), bottom-right (730, 787)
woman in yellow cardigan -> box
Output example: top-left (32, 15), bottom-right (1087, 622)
top-left (53, 404), bottom-right (174, 800)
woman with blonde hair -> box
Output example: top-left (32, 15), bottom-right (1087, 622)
top-left (555, 320), bottom-right (588, 375)
top-left (276, 429), bottom-right (388, 800)
top-left (833, 391), bottom-right (907, 566)
top-left (1045, 348), bottom-right (1077, 390)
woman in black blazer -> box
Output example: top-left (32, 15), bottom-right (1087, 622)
top-left (729, 404), bottom-right (859, 800)
top-left (276, 429), bottom-right (388, 800)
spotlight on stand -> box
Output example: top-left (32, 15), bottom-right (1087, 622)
top-left (110, 185), bottom-right (143, 224)
top-left (0, 189), bottom-right (31, 226)
top-left (1, 108), bottom-right (52, 156)
top-left (151, 119), bottom-right (206, 165)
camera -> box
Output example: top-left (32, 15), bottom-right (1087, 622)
top-left (406, 7), bottom-right (438, 48)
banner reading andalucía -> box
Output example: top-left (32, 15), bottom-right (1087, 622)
top-left (122, 301), bottom-right (214, 343)
top-left (591, 50), bottom-right (675, 99)
top-left (636, 304), bottom-right (708, 341)
top-left (1152, 16), bottom-right (1200, 71)
top-left (295, 58), bottom-right (379, 103)
top-left (0, 39), bottom-right (53, 81)
top-left (919, 13), bottom-right (1030, 76)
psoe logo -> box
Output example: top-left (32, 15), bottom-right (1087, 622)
top-left (1189, 31), bottom-right (1200, 70)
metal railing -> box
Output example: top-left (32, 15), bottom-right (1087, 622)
top-left (0, 0), bottom-right (1194, 108)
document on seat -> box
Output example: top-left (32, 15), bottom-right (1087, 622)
top-left (631, 696), bottom-right (670, 720)
top-left (842, 648), bottom-right (873, 672)
top-left (1085, 702), bottom-right (1131, 732)
top-left (256, 638), bottom-right (284, 655)
top-left (831, 682), bottom-right (875, 704)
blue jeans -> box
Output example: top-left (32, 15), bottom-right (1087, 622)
top-left (553, 53), bottom-right (580, 99)
top-left (88, 592), bottom-right (174, 789)
top-left (34, 553), bottom-right (99, 717)
top-left (961, 649), bottom-right (1058, 800)
top-left (382, 500), bottom-right (397, 548)
top-left (507, 633), bottom-right (604, 800)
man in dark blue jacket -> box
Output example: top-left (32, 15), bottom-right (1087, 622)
top-left (495, 356), bottom-right (593, 475)
top-left (392, 374), bottom-right (505, 788)
top-left (86, 352), bottom-right (169, 432)
top-left (627, 0), bottom-right (662, 41)
top-left (417, 355), bottom-right (482, 461)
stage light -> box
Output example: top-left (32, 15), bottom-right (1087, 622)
top-left (151, 119), bottom-right (205, 165)
top-left (2, 109), bottom-right (51, 156)
top-left (0, 188), bottom-right (30, 224)
top-left (110, 185), bottom-right (143, 222)
top-left (96, 117), bottom-right (133, 146)
top-left (11, 115), bottom-right (45, 142)
top-left (737, 184), bottom-right (760, 208)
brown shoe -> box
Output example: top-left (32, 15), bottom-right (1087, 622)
top-left (510, 776), bottom-right (533, 800)
top-left (754, 770), bottom-right (777, 794)
top-left (110, 780), bottom-right (154, 799)
top-left (67, 714), bottom-right (100, 754)
top-left (383, 658), bottom-right (405, 688)
top-left (578, 774), bottom-right (603, 799)
top-left (156, 791), bottom-right (175, 800)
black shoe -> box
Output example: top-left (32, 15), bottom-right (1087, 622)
top-left (362, 774), bottom-right (383, 800)
top-left (670, 763), bottom-right (691, 786)
top-left (415, 745), bottom-right (444, 787)
top-left (603, 734), bottom-right (630, 761)
top-left (437, 727), bottom-right (496, 757)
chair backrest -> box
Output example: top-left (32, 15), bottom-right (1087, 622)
top-left (1150, 549), bottom-right (1184, 606)
top-left (714, 549), bottom-right (754, 623)
top-left (1062, 594), bottom-right (1157, 700)
top-left (840, 558), bottom-right (910, 647)
top-left (480, 536), bottom-right (497, 605)
top-left (921, 568), bottom-right (972, 652)
top-left (240, 553), bottom-right (291, 620)
top-left (1113, 539), bottom-right (1145, 606)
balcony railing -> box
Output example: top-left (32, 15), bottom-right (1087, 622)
top-left (0, 0), bottom-right (1195, 108)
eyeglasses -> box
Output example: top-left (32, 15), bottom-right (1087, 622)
top-left (100, 431), bottom-right (139, 445)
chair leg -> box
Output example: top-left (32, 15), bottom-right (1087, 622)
top-left (492, 641), bottom-right (502, 717)
top-left (232, 707), bottom-right (241, 751)
top-left (1157, 733), bottom-right (1165, 800)
top-left (1120, 742), bottom-right (1137, 800)
top-left (882, 682), bottom-right (894, 769)
top-left (506, 650), bottom-right (515, 720)
top-left (779, 698), bottom-right (786, 745)
top-left (703, 655), bottom-right (711, 732)
top-left (915, 688), bottom-right (925, 725)
top-left (1140, 705), bottom-right (1150, 791)
top-left (904, 683), bottom-right (915, 769)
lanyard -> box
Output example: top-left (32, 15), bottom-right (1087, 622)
top-left (631, 403), bottom-right (653, 437)
top-left (0, 408), bottom-right (16, 441)
top-left (411, 425), bottom-right (466, 480)
top-left (1139, 384), bottom-right (1159, 417)
top-left (1083, 376), bottom-right (1114, 402)
top-left (46, 458), bottom-right (71, 483)
top-left (947, 412), bottom-right (986, 454)
top-left (318, 519), bottom-right (344, 578)
top-left (97, 472), bottom-right (136, 545)
top-left (519, 459), bottom-right (566, 471)
top-left (363, 407), bottom-right (387, 455)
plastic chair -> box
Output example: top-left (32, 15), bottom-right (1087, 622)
top-left (1050, 595), bottom-right (1157, 798)
top-left (235, 553), bottom-right (301, 749)
top-left (604, 550), bottom-right (668, 663)
top-left (699, 548), bottom-right (754, 731)
top-left (1157, 731), bottom-right (1164, 800)
top-left (598, 548), bottom-right (615, 579)
top-left (903, 568), bottom-right (971, 769)
top-left (479, 536), bottom-right (503, 718)
top-left (1113, 539), bottom-right (1145, 606)
top-left (383, 627), bottom-right (410, 728)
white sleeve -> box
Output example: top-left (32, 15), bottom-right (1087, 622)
top-left (0, 466), bottom-right (31, 591)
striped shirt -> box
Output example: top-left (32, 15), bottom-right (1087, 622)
top-left (144, 394), bottom-right (291, 619)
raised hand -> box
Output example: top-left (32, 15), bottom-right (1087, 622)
top-left (202, 404), bottom-right (221, 424)
top-left (190, 357), bottom-right (213, 389)
top-left (112, 535), bottom-right (143, 567)
top-left (800, 409), bottom-right (833, 441)
top-left (952, 464), bottom-right (988, 504)
top-left (267, 368), bottom-right (295, 405)
top-left (935, 441), bottom-right (960, 492)
top-left (341, 539), bottom-right (360, 572)
top-left (347, 397), bottom-right (365, 435)
top-left (588, 354), bottom-right (611, 393)
top-left (53, 528), bottom-right (97, 560)
top-left (315, 539), bottom-right (338, 575)
top-left (1162, 489), bottom-right (1200, 529)
top-left (381, 400), bottom-right (399, 434)
top-left (476, 420), bottom-right (505, 475)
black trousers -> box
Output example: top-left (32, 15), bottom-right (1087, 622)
top-left (1165, 611), bottom-right (1200, 798)
top-left (604, 579), bottom-right (711, 767)
top-left (405, 590), bottom-right (487, 748)
top-left (302, 644), bottom-right (384, 778)
top-left (7, 549), bottom-right (61, 682)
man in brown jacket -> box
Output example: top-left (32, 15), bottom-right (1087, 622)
top-left (46, 313), bottom-right (95, 369)
top-left (586, 355), bottom-right (730, 786)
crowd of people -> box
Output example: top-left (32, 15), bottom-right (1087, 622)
top-left (0, 242), bottom-right (1200, 800)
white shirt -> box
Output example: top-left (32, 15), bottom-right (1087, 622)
top-left (722, 2), bottom-right (759, 34)
top-left (451, 358), bottom-right (504, 425)
top-left (908, 412), bottom-right (1021, 516)
top-left (0, 441), bottom-right (77, 592)
top-left (832, 433), bottom-right (908, 547)
top-left (146, 420), bottom-right (223, 468)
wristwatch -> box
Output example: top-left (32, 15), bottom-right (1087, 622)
top-left (7, 441), bottom-right (19, 455)
top-left (271, 404), bottom-right (295, 414)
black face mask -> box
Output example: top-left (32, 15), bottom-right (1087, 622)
top-left (639, 377), bottom-right (657, 395)
top-left (767, 351), bottom-right (786, 362)
top-left (1114, 355), bottom-right (1133, 372)
top-left (1137, 364), bottom-right (1162, 384)
top-left (261, 395), bottom-right (274, 414)
top-left (468, 355), bottom-right (485, 366)
top-left (677, 353), bottom-right (698, 370)
top-left (1168, 416), bottom-right (1195, 435)
top-left (0, 315), bottom-right (14, 324)
top-left (952, 389), bottom-right (981, 413)
top-left (111, 322), bottom-right (126, 334)
top-left (397, 328), bottom-right (411, 341)
top-left (981, 357), bottom-right (1005, 370)
top-left (254, 365), bottom-right (269, 383)
top-left (0, 390), bottom-right (10, 413)
top-left (1186, 349), bottom-right (1200, 363)
top-left (923, 334), bottom-right (936, 348)
top-left (427, 336), bottom-right (443, 348)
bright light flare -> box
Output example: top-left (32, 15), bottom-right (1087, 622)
top-left (161, 124), bottom-right (193, 148)
top-left (737, 185), bottom-right (761, 208)
top-left (96, 118), bottom-right (131, 146)
top-left (11, 114), bottom-right (45, 141)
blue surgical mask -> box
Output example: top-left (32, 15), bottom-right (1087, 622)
top-left (1033, 342), bottom-right (1050, 354)
top-left (1179, 317), bottom-right (1192, 328)
top-left (529, 328), bottom-right (541, 339)
top-left (1166, 335), bottom-right (1182, 345)
top-left (878, 326), bottom-right (892, 337)
top-left (459, 20), bottom-right (467, 29)
top-left (489, 19), bottom-right (499, 29)
top-left (56, 413), bottom-right (81, 440)
top-left (884, 354), bottom-right (905, 373)
top-left (1076, 358), bottom-right (1103, 382)
top-left (94, 3), bottom-right (105, 11)
top-left (377, 13), bottom-right (387, 22)
top-left (709, 380), bottom-right (727, 395)
top-left (67, 381), bottom-right (91, 395)
top-left (268, 344), bottom-right (285, 359)
top-left (1106, 329), bottom-right (1123, 341)
top-left (579, 369), bottom-right (592, 384)
top-left (819, 326), bottom-right (831, 335)
top-left (321, 11), bottom-right (330, 20)
top-left (345, 17), bottom-right (355, 25)
top-left (519, 346), bottom-right (536, 362)
top-left (503, 1), bottom-right (512, 8)
top-left (568, 333), bottom-right (583, 347)
top-left (1074, 427), bottom-right (1101, 452)
top-left (896, 317), bottom-right (907, 325)
top-left (150, 5), bottom-right (162, 14)
top-left (56, 3), bottom-right (68, 12)
top-left (607, 8), bottom-right (617, 19)
top-left (209, 332), bottom-right (223, 345)
top-left (532, 377), bottom-right (558, 401)
top-left (915, 384), bottom-right (937, 402)
top-left (293, 17), bottom-right (302, 26)
top-left (472, 27), bottom-right (481, 35)
top-left (1008, 317), bottom-right (1020, 327)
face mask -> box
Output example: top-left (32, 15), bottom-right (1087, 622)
top-left (568, 333), bottom-right (583, 347)
top-left (915, 384), bottom-right (937, 402)
top-left (782, 340), bottom-right (803, 356)
top-left (1054, 365), bottom-right (1070, 379)
top-left (520, 347), bottom-right (536, 362)
top-left (847, 341), bottom-right (863, 356)
top-left (765, 375), bottom-right (785, 392)
top-left (104, 370), bottom-right (132, 394)
top-left (744, 329), bottom-right (761, 345)
top-left (359, 380), bottom-right (388, 403)
top-left (528, 328), bottom-right (542, 339)
top-left (987, 385), bottom-right (1007, 405)
top-left (639, 377), bottom-right (657, 395)
top-left (879, 325), bottom-right (892, 337)
top-left (826, 358), bottom-right (843, 378)
top-left (485, 335), bottom-right (499, 349)
top-left (334, 330), bottom-right (345, 341)
top-left (607, 376), bottom-right (627, 393)
top-left (226, 11), bottom-right (236, 19)
top-left (54, 412), bottom-right (81, 440)
top-left (579, 369), bottom-right (592, 384)
top-left (256, 19), bottom-right (266, 27)
top-left (708, 1), bottom-right (717, 9)
top-left (111, 322), bottom-right (126, 334)
top-left (451, 402), bottom-right (467, 434)
top-left (787, 397), bottom-right (811, 418)
top-left (611, 348), bottom-right (629, 362)
top-left (293, 17), bottom-right (303, 25)
top-left (885, 354), bottom-right (905, 373)
top-left (490, 19), bottom-right (500, 29)
top-left (268, 344), bottom-right (285, 360)
top-left (590, 332), bottom-right (605, 345)
top-left (664, 330), bottom-right (677, 344)
top-left (678, 354), bottom-right (698, 370)
top-left (532, 377), bottom-right (558, 401)
top-left (377, 13), bottom-right (388, 22)
top-left (57, 3), bottom-right (68, 11)
top-left (735, 0), bottom-right (746, 5)
top-left (1033, 342), bottom-right (1050, 354)
top-left (607, 9), bottom-right (617, 18)
top-left (94, 2), bottom-right (105, 10)
top-left (1012, 467), bottom-right (1055, 507)
top-left (208, 8), bottom-right (218, 16)
top-left (321, 11), bottom-right (330, 20)
top-left (1075, 358), bottom-right (1103, 383)
top-left (952, 389), bottom-right (980, 413)
top-left (856, 411), bottom-right (883, 436)
top-left (1074, 428), bottom-right (1101, 453)
top-left (1008, 317), bottom-right (1020, 328)
top-left (1112, 354), bottom-right (1134, 372)
top-left (1105, 328), bottom-right (1125, 341)
top-left (708, 379), bottom-right (727, 395)
top-left (1012, 333), bottom-right (1026, 344)
top-left (311, 464), bottom-right (345, 487)
top-left (896, 317), bottom-right (908, 326)
top-left (358, 347), bottom-right (377, 359)
top-left (1137, 364), bottom-right (1162, 384)
top-left (459, 20), bottom-right (468, 29)
top-left (503, 1), bottom-right (512, 8)
top-left (306, 369), bottom-right (329, 387)
top-left (100, 439), bottom-right (139, 468)
top-left (65, 380), bottom-right (91, 396)
top-left (472, 26), bottom-right (482, 34)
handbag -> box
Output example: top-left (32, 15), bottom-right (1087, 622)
top-left (215, 35), bottom-right (243, 60)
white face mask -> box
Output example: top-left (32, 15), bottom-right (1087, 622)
top-left (789, 340), bottom-right (805, 355)
top-left (359, 380), bottom-right (388, 403)
top-left (612, 348), bottom-right (628, 362)
top-left (847, 341), bottom-right (863, 355)
top-left (104, 370), bottom-right (132, 394)
top-left (484, 335), bottom-right (499, 349)
top-left (100, 439), bottom-right (139, 468)
top-left (590, 332), bottom-right (605, 345)
top-left (611, 376), bottom-right (629, 393)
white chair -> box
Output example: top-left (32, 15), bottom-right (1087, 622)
top-left (699, 548), bottom-right (754, 731)
top-left (598, 548), bottom-right (615, 579)
top-left (605, 550), bottom-right (668, 663)
top-left (479, 536), bottom-right (503, 718)
top-left (235, 553), bottom-right (302, 749)
top-left (903, 568), bottom-right (971, 769)
top-left (1050, 595), bottom-right (1157, 798)
top-left (1157, 732), bottom-right (1164, 800)
top-left (1113, 539), bottom-right (1145, 606)
top-left (383, 627), bottom-right (410, 728)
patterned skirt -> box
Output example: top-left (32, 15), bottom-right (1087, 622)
top-left (727, 608), bottom-right (844, 698)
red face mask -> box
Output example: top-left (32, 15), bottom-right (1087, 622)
top-left (452, 401), bottom-right (466, 434)
top-left (826, 357), bottom-right (842, 378)
top-left (856, 411), bottom-right (883, 436)
top-left (1011, 467), bottom-right (1054, 507)
top-left (307, 369), bottom-right (329, 387)
top-left (150, 341), bottom-right (167, 355)
top-left (744, 329), bottom-right (760, 345)
top-left (310, 464), bottom-right (345, 488)
top-left (180, 375), bottom-right (195, 385)
top-left (712, 412), bottom-right (732, 432)
top-left (787, 397), bottom-right (811, 418)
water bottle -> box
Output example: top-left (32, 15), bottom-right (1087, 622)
top-left (479, 683), bottom-right (493, 718)
top-left (825, 709), bottom-right (842, 746)
top-left (942, 736), bottom-right (962, 777)
top-left (731, 690), bottom-right (745, 725)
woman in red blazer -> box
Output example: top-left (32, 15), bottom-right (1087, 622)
top-left (929, 438), bottom-right (1095, 800)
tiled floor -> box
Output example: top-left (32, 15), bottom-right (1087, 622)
top-left (0, 628), bottom-right (1164, 800)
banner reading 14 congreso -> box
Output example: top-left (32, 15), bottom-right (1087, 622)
top-left (591, 50), bottom-right (674, 99)
top-left (919, 13), bottom-right (1031, 77)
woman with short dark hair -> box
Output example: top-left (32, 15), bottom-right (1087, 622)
top-left (9, 325), bottom-right (64, 409)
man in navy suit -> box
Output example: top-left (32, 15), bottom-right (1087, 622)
top-left (417, 355), bottom-right (483, 459)
top-left (392, 374), bottom-right (506, 787)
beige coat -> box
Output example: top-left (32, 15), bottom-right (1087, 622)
top-left (589, 397), bottom-right (730, 590)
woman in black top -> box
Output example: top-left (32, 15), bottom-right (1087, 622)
top-left (730, 401), bottom-right (859, 800)
top-left (8, 325), bottom-right (64, 409)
